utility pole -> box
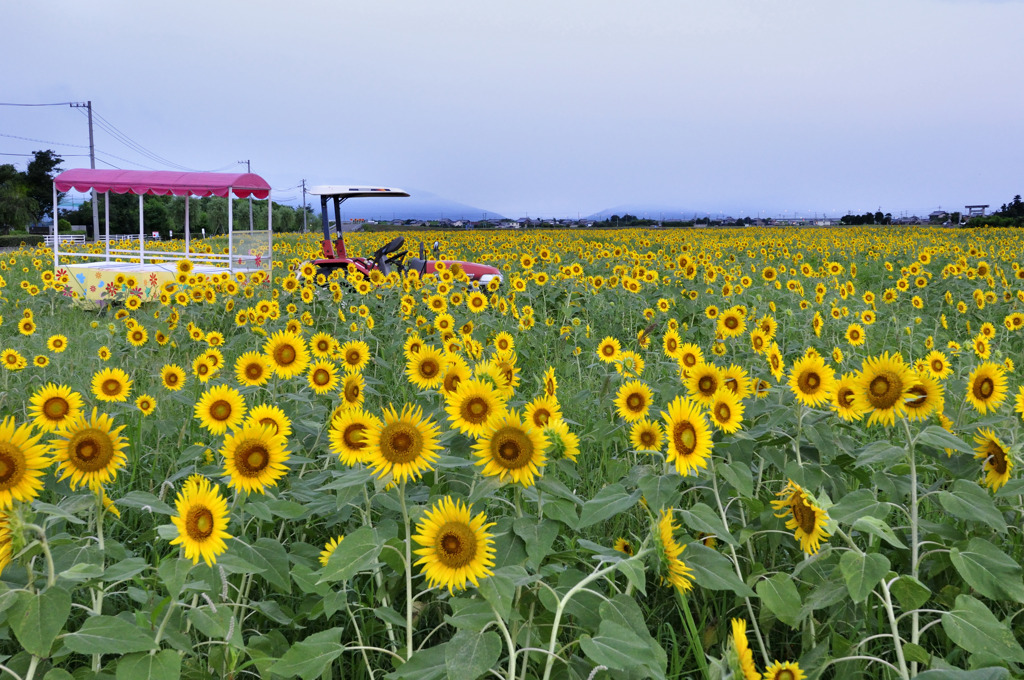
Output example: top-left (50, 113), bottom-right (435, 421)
top-left (239, 160), bottom-right (253, 231)
top-left (70, 101), bottom-right (98, 241)
top-left (301, 179), bottom-right (307, 232)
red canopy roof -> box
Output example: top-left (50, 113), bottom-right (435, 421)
top-left (53, 169), bottom-right (271, 199)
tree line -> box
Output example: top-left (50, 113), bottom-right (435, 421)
top-left (966, 194), bottom-right (1024, 228)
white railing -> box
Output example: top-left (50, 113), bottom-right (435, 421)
top-left (44, 235), bottom-right (86, 247)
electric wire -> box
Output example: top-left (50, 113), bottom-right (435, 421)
top-left (0, 132), bottom-right (89, 148)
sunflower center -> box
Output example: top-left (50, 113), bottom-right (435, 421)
top-left (640, 430), bottom-right (656, 447)
top-left (626, 394), bottom-right (644, 412)
top-left (715, 402), bottom-right (731, 423)
top-left (166, 373), bottom-right (180, 385)
top-left (210, 400), bottom-right (233, 422)
top-left (790, 498), bottom-right (818, 535)
top-left (798, 371), bottom-right (821, 394)
top-left (778, 670), bottom-right (796, 680)
top-left (698, 376), bottom-right (715, 394)
top-left (186, 506), bottom-right (215, 540)
top-left (984, 441), bottom-right (1008, 474)
top-left (235, 441), bottom-right (270, 476)
top-left (492, 428), bottom-right (533, 469)
top-left (346, 350), bottom-right (361, 365)
top-left (436, 521), bottom-right (477, 568)
top-left (673, 422), bottom-right (697, 455)
top-left (974, 377), bottom-right (994, 399)
top-left (275, 345), bottom-right (297, 366)
top-left (905, 385), bottom-right (928, 409)
top-left (931, 359), bottom-right (943, 373)
top-left (245, 363), bottom-right (263, 380)
top-left (69, 430), bottom-right (114, 471)
top-left (464, 397), bottom-right (490, 423)
top-left (683, 353), bottom-right (697, 367)
top-left (0, 445), bottom-right (24, 487)
top-left (381, 424), bottom-right (422, 464)
top-left (602, 345), bottom-right (615, 357)
top-left (43, 396), bottom-right (70, 420)
top-left (420, 360), bottom-right (439, 378)
top-left (102, 379), bottom-right (122, 396)
top-left (837, 387), bottom-right (855, 409)
top-left (346, 384), bottom-right (360, 401)
top-left (444, 374), bottom-right (462, 393)
top-left (343, 423), bottom-right (368, 450)
top-left (725, 316), bottom-right (738, 329)
top-left (313, 369), bottom-right (331, 386)
top-left (867, 372), bottom-right (902, 409)
top-left (533, 408), bottom-right (551, 425)
top-left (258, 418), bottom-right (279, 433)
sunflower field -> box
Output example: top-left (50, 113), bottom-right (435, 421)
top-left (0, 226), bottom-right (1023, 680)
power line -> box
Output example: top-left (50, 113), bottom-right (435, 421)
top-left (0, 101), bottom-right (75, 107)
top-left (83, 109), bottom-right (198, 172)
top-left (0, 132), bottom-right (90, 148)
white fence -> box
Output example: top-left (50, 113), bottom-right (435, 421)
top-left (43, 235), bottom-right (86, 247)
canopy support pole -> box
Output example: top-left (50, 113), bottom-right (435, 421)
top-left (104, 192), bottom-right (110, 263)
top-left (185, 195), bottom-right (190, 259)
top-left (52, 183), bottom-right (58, 270)
top-left (266, 192), bottom-right (272, 278)
top-left (227, 188), bottom-right (233, 269)
top-left (139, 194), bottom-right (145, 265)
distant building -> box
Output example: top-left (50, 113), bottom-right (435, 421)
top-left (965, 204), bottom-right (989, 217)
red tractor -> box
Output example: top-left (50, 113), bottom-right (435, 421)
top-left (304, 185), bottom-right (503, 287)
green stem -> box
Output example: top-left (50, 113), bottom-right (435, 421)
top-left (490, 601), bottom-right (517, 680)
top-left (793, 402), bottom-right (804, 467)
top-left (677, 590), bottom-right (710, 680)
top-left (880, 578), bottom-right (911, 680)
top-left (398, 481), bottom-right (415, 660)
top-left (902, 417), bottom-right (920, 676)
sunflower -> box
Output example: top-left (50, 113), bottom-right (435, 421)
top-left (849, 352), bottom-right (919, 426)
top-left (194, 385), bottom-right (247, 435)
top-left (307, 360), bottom-right (340, 395)
top-left (234, 351), bottom-right (271, 387)
top-left (473, 410), bottom-right (548, 487)
top-left (413, 495), bottom-right (496, 594)
top-left (974, 428), bottom-right (1013, 492)
top-left (340, 371), bottom-right (366, 410)
top-left (722, 364), bottom-right (753, 399)
top-left (615, 380), bottom-right (653, 423)
top-left (613, 537), bottom-right (635, 555)
top-left (192, 356), bottom-right (217, 383)
top-left (263, 330), bottom-right (310, 379)
top-left (708, 388), bottom-right (744, 433)
top-left (965, 362), bottom-right (1008, 414)
top-left (730, 619), bottom-right (760, 680)
top-left (91, 367), bottom-right (133, 403)
top-left (762, 661), bottom-right (805, 680)
top-left (831, 373), bottom-right (865, 422)
top-left (319, 535), bottom-right (345, 566)
top-left (525, 394), bottom-right (562, 429)
top-left (771, 480), bottom-right (830, 555)
top-left (340, 340), bottom-right (371, 373)
top-left (51, 408), bottom-right (128, 490)
top-left (614, 350), bottom-right (645, 378)
top-left (310, 332), bottom-right (337, 359)
top-left (542, 367), bottom-right (558, 398)
top-left (596, 336), bottom-right (621, 363)
top-left (47, 335), bottom-right (68, 353)
top-left (924, 350), bottom-right (952, 380)
top-left (676, 343), bottom-right (704, 375)
top-left (329, 408), bottom-right (383, 466)
top-left (0, 511), bottom-right (12, 574)
top-left (221, 421), bottom-right (290, 494)
top-left (365, 404), bottom-right (442, 485)
top-left (543, 418), bottom-right (579, 463)
top-left (686, 362), bottom-right (722, 407)
top-left (717, 308), bottom-right (746, 338)
top-left (406, 345), bottom-right (445, 390)
top-left (767, 344), bottom-right (785, 382)
top-left (127, 326), bottom-right (148, 347)
top-left (658, 510), bottom-right (694, 594)
top-left (490, 351), bottom-right (521, 395)
top-left (0, 417), bottom-right (50, 509)
top-left (135, 394), bottom-right (156, 416)
top-left (845, 323), bottom-right (866, 346)
top-left (161, 364), bottom-right (186, 391)
top-left (28, 383), bottom-right (83, 432)
top-left (446, 379), bottom-right (508, 438)
top-left (661, 396), bottom-right (713, 476)
top-left (246, 404), bottom-right (293, 438)
top-left (630, 419), bottom-right (663, 452)
top-left (439, 356), bottom-right (471, 397)
top-left (903, 371), bottom-right (944, 421)
top-left (18, 318), bottom-right (35, 336)
top-left (169, 475), bottom-right (231, 567)
top-left (787, 354), bottom-right (835, 408)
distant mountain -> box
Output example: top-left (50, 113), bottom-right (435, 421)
top-left (586, 205), bottom-right (731, 221)
top-left (320, 189), bottom-right (504, 222)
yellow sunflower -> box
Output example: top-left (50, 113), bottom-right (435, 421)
top-left (903, 371), bottom-right (944, 421)
top-left (439, 356), bottom-right (471, 397)
top-left (263, 330), bottom-right (310, 379)
top-left (329, 408), bottom-right (383, 466)
top-left (831, 373), bottom-right (866, 422)
top-left (192, 356), bottom-right (218, 384)
top-left (850, 352), bottom-right (919, 426)
top-left (630, 419), bottom-right (664, 452)
top-left (613, 537), bottom-right (635, 555)
top-left (194, 385), bottom-right (247, 435)
top-left (0, 511), bottom-right (12, 574)
top-left (473, 410), bottom-right (548, 487)
top-left (767, 343), bottom-right (785, 382)
top-left (677, 343), bottom-right (704, 374)
top-left (661, 396), bottom-right (713, 476)
top-left (446, 379), bottom-right (508, 438)
top-left (542, 367), bottom-right (558, 398)
top-left (161, 364), bottom-right (186, 391)
top-left (965, 362), bottom-right (1008, 414)
top-left (169, 475), bottom-right (232, 567)
top-left (543, 418), bottom-right (579, 463)
top-left (762, 661), bottom-right (805, 680)
top-left (730, 619), bottom-right (760, 680)
top-left (708, 388), bottom-right (744, 433)
top-left (246, 404), bottom-right (293, 437)
top-left (596, 336), bottom-right (621, 363)
top-left (365, 404), bottom-right (442, 485)
top-left (614, 380), bottom-right (653, 423)
top-left (413, 495), bottom-right (496, 594)
top-left (771, 480), bottom-right (830, 555)
top-left (974, 428), bottom-right (1013, 492)
top-left (221, 422), bottom-right (290, 494)
top-left (319, 535), bottom-right (345, 566)
top-left (234, 351), bottom-right (272, 387)
top-left (51, 408), bottom-right (129, 490)
top-left (524, 394), bottom-right (562, 429)
top-left (307, 360), bottom-right (340, 395)
top-left (788, 354), bottom-right (835, 408)
top-left (46, 335), bottom-right (68, 353)
top-left (28, 383), bottom-right (83, 432)
top-left (91, 367), bottom-right (133, 403)
top-left (686, 362), bottom-right (723, 407)
top-left (658, 510), bottom-right (694, 594)
top-left (340, 371), bottom-right (366, 410)
top-left (0, 417), bottom-right (51, 509)
top-left (406, 345), bottom-right (445, 390)
top-left (135, 394), bottom-right (156, 416)
top-left (340, 340), bottom-right (371, 373)
top-left (310, 332), bottom-right (337, 359)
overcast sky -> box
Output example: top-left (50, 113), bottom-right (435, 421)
top-left (3, 0), bottom-right (1022, 219)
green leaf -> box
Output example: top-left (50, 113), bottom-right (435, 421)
top-left (902, 643), bottom-right (931, 665)
top-left (756, 573), bottom-right (803, 628)
top-left (445, 630), bottom-right (502, 680)
top-left (59, 561), bottom-right (105, 581)
top-left (541, 498), bottom-right (579, 528)
top-left (916, 425), bottom-right (974, 454)
top-left (830, 489), bottom-right (887, 524)
top-left (187, 606), bottom-right (236, 642)
top-left (949, 538), bottom-right (1024, 604)
top-left (318, 526), bottom-right (382, 583)
top-left (43, 670), bottom-right (75, 680)
top-left (577, 484), bottom-right (641, 529)
top-left (718, 461), bottom-right (754, 497)
top-left (386, 643), bottom-right (446, 680)
top-left (637, 473), bottom-right (683, 511)
top-left (116, 490), bottom-right (174, 516)
top-left (158, 558), bottom-right (192, 599)
top-left (9, 586), bottom-right (71, 657)
top-left (676, 503), bottom-right (738, 546)
top-left (855, 441), bottom-right (905, 467)
top-left (916, 669), bottom-right (1010, 680)
top-left (230, 537), bottom-right (292, 593)
top-left (115, 650), bottom-right (182, 680)
top-left (683, 543), bottom-right (755, 597)
top-left (938, 480), bottom-right (1007, 534)
top-left (477, 568), bottom-right (516, 620)
top-left (580, 621), bottom-right (667, 680)
top-left (445, 598), bottom-right (495, 632)
top-left (839, 551), bottom-right (890, 603)
top-left (270, 629), bottom-right (344, 679)
top-left (891, 575), bottom-right (931, 611)
top-left (512, 517), bottom-right (560, 570)
top-left (941, 595), bottom-right (1024, 663)
top-left (64, 615), bottom-right (157, 655)
top-left (852, 515), bottom-right (907, 549)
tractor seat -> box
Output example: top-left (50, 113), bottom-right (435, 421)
top-left (406, 257), bottom-right (428, 276)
